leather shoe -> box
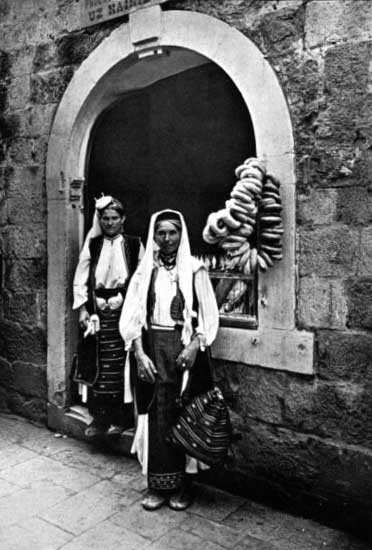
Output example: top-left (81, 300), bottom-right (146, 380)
top-left (105, 424), bottom-right (123, 436)
top-left (168, 486), bottom-right (193, 511)
top-left (141, 491), bottom-right (167, 511)
top-left (84, 421), bottom-right (105, 439)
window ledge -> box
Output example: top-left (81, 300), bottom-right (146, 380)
top-left (211, 326), bottom-right (314, 375)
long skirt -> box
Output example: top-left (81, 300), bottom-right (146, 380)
top-left (88, 307), bottom-right (128, 425)
top-left (147, 327), bottom-right (185, 494)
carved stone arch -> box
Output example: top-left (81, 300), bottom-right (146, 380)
top-left (46, 6), bottom-right (313, 421)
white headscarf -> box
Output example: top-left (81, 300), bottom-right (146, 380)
top-left (119, 209), bottom-right (196, 348)
top-left (84, 195), bottom-right (120, 241)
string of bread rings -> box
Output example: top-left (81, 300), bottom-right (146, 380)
top-left (202, 157), bottom-right (283, 274)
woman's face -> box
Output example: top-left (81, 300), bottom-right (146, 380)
top-left (154, 220), bottom-right (181, 255)
top-left (99, 208), bottom-right (125, 237)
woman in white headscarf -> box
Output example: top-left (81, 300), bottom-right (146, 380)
top-left (72, 196), bottom-right (143, 438)
top-left (120, 209), bottom-right (219, 511)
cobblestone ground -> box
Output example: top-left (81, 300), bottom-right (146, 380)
top-left (0, 413), bottom-right (369, 550)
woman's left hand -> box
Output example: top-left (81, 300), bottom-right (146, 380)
top-left (176, 337), bottom-right (199, 371)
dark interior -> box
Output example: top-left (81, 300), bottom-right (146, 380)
top-left (86, 60), bottom-right (255, 254)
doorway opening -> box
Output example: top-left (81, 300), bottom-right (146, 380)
top-left (85, 59), bottom-right (255, 253)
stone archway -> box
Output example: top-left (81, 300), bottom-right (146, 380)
top-left (46, 6), bottom-right (312, 427)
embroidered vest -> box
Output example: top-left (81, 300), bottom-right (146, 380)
top-left (87, 233), bottom-right (141, 314)
top-left (146, 267), bottom-right (198, 327)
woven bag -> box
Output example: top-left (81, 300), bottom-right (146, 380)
top-left (166, 385), bottom-right (232, 466)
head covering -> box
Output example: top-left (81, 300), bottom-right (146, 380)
top-left (98, 197), bottom-right (124, 217)
top-left (84, 195), bottom-right (124, 241)
top-left (154, 211), bottom-right (182, 232)
top-left (120, 209), bottom-right (194, 347)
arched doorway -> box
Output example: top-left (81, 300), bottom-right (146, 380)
top-left (46, 6), bottom-right (312, 430)
top-left (86, 59), bottom-right (255, 252)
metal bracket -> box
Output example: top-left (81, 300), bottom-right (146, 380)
top-left (69, 178), bottom-right (85, 203)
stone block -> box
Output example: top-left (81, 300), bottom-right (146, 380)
top-left (345, 277), bottom-right (372, 330)
top-left (1, 291), bottom-right (40, 325)
top-left (0, 113), bottom-right (20, 140)
top-left (336, 186), bottom-right (372, 225)
top-left (56, 29), bottom-right (111, 67)
top-left (7, 74), bottom-right (31, 110)
top-left (295, 145), bottom-right (361, 189)
top-left (7, 192), bottom-right (45, 225)
top-left (8, 391), bottom-right (47, 423)
top-left (306, 0), bottom-right (372, 48)
top-left (3, 224), bottom-right (46, 259)
top-left (254, 4), bottom-right (305, 56)
top-left (13, 361), bottom-right (47, 399)
top-left (30, 66), bottom-right (75, 104)
top-left (357, 227), bottom-right (372, 276)
top-left (298, 226), bottom-right (359, 278)
top-left (317, 329), bottom-right (372, 383)
top-left (222, 357), bottom-right (372, 446)
top-left (236, 419), bottom-right (372, 506)
top-left (0, 165), bottom-right (13, 190)
top-left (32, 42), bottom-right (59, 72)
top-left (6, 136), bottom-right (48, 165)
top-left (218, 361), bottom-right (287, 426)
top-left (7, 164), bottom-right (44, 194)
top-left (297, 188), bottom-right (337, 227)
top-left (0, 385), bottom-right (11, 412)
top-left (17, 104), bottom-right (57, 137)
top-left (0, 82), bottom-right (8, 113)
top-left (282, 54), bottom-right (321, 107)
top-left (0, 319), bottom-right (46, 363)
top-left (285, 379), bottom-right (372, 448)
top-left (297, 276), bottom-right (347, 329)
top-left (0, 357), bottom-right (14, 389)
top-left (0, 50), bottom-right (11, 81)
top-left (323, 42), bottom-right (371, 144)
top-left (218, 359), bottom-right (318, 429)
top-left (5, 164), bottom-right (46, 223)
top-left (5, 258), bottom-right (47, 290)
top-left (220, 357), bottom-right (372, 449)
top-left (8, 45), bottom-right (35, 77)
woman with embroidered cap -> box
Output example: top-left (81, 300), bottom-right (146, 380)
top-left (120, 209), bottom-right (219, 511)
top-left (72, 196), bottom-right (143, 438)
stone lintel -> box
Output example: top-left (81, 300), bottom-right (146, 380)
top-left (212, 327), bottom-right (314, 375)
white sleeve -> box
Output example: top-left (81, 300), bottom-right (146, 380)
top-left (72, 239), bottom-right (91, 310)
top-left (138, 241), bottom-right (145, 262)
top-left (193, 266), bottom-right (219, 348)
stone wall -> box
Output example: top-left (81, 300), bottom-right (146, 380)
top-left (0, 0), bottom-right (372, 534)
top-left (168, 0), bottom-right (372, 533)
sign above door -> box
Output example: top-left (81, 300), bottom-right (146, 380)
top-left (77, 0), bottom-right (170, 29)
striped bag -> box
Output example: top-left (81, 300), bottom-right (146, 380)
top-left (166, 385), bottom-right (232, 466)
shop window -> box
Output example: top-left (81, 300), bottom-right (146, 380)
top-left (208, 264), bottom-right (257, 328)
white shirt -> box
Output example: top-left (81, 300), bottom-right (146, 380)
top-left (152, 266), bottom-right (179, 327)
top-left (95, 235), bottom-right (127, 289)
top-left (73, 235), bottom-right (142, 310)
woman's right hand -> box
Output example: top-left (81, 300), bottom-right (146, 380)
top-left (135, 352), bottom-right (157, 384)
top-left (79, 306), bottom-right (90, 330)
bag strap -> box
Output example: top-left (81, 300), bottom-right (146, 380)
top-left (180, 345), bottom-right (216, 396)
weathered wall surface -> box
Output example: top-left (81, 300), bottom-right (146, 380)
top-left (0, 0), bottom-right (372, 533)
top-left (170, 0), bottom-right (372, 532)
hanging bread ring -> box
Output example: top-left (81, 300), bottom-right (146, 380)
top-left (202, 225), bottom-right (219, 244)
top-left (219, 208), bottom-right (241, 230)
top-left (207, 212), bottom-right (229, 238)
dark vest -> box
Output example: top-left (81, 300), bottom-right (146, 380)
top-left (87, 233), bottom-right (141, 314)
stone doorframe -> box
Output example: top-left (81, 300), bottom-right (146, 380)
top-left (46, 6), bottom-right (314, 423)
